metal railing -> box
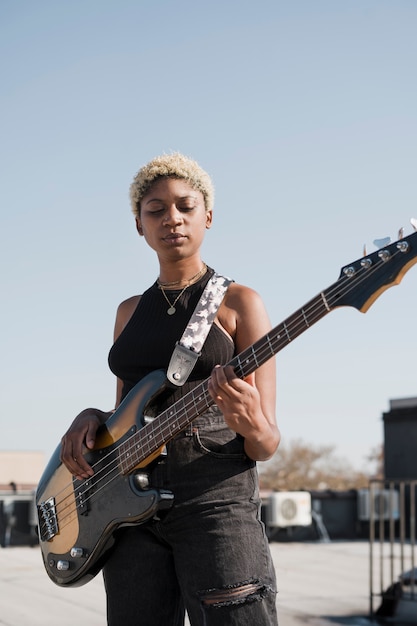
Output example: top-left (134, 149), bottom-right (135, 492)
top-left (369, 479), bottom-right (417, 619)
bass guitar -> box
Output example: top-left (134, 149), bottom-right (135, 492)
top-left (36, 227), bottom-right (417, 587)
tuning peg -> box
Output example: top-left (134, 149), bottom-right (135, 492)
top-left (411, 218), bottom-right (417, 231)
top-left (363, 244), bottom-right (367, 256)
top-left (398, 227), bottom-right (404, 240)
top-left (373, 237), bottom-right (391, 249)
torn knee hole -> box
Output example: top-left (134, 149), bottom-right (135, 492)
top-left (198, 579), bottom-right (269, 608)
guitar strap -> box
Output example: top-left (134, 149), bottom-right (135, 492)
top-left (166, 272), bottom-right (233, 387)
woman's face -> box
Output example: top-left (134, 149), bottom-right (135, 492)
top-left (136, 177), bottom-right (212, 261)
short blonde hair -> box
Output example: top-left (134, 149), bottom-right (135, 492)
top-left (129, 152), bottom-right (215, 217)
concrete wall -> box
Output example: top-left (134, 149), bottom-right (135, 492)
top-left (0, 450), bottom-right (45, 490)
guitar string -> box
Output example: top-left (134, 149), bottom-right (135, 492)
top-left (39, 244), bottom-right (406, 537)
top-left (39, 243), bottom-right (410, 539)
top-left (40, 383), bottom-right (216, 537)
top-left (39, 248), bottom-right (404, 540)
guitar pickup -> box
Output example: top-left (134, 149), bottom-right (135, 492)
top-left (75, 479), bottom-right (92, 516)
top-left (38, 497), bottom-right (58, 541)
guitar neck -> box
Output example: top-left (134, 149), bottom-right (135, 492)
top-left (121, 285), bottom-right (337, 473)
top-left (122, 227), bottom-right (417, 472)
top-left (231, 289), bottom-right (332, 379)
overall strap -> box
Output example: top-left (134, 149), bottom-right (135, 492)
top-left (166, 273), bottom-right (233, 387)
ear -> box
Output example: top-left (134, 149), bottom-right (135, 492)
top-left (205, 209), bottom-right (213, 229)
top-left (135, 216), bottom-right (143, 236)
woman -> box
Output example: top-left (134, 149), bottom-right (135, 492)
top-left (60, 153), bottom-right (280, 625)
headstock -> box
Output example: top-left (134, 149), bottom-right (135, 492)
top-left (330, 220), bottom-right (417, 313)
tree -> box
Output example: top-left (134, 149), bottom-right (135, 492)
top-left (259, 439), bottom-right (374, 491)
top-left (366, 444), bottom-right (384, 480)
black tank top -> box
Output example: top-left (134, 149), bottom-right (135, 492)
top-left (108, 267), bottom-right (235, 401)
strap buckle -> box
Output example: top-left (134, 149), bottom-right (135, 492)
top-left (166, 342), bottom-right (201, 387)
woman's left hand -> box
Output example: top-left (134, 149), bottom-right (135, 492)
top-left (208, 365), bottom-right (279, 460)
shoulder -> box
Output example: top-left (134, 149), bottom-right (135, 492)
top-left (218, 282), bottom-right (270, 344)
top-left (225, 283), bottom-right (263, 309)
top-left (224, 282), bottom-right (267, 317)
top-left (117, 295), bottom-right (141, 315)
top-left (114, 295), bottom-right (141, 340)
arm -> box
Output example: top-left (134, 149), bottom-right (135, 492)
top-left (208, 284), bottom-right (280, 461)
top-left (60, 295), bottom-right (140, 478)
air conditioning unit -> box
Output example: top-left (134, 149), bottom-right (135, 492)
top-left (357, 488), bottom-right (400, 521)
top-left (266, 491), bottom-right (312, 528)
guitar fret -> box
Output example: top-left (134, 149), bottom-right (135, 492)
top-left (266, 333), bottom-right (275, 356)
top-left (320, 291), bottom-right (331, 312)
top-left (119, 444), bottom-right (131, 474)
top-left (283, 322), bottom-right (291, 342)
top-left (174, 397), bottom-right (186, 428)
top-left (301, 308), bottom-right (310, 327)
top-left (191, 390), bottom-right (202, 414)
top-left (233, 354), bottom-right (243, 377)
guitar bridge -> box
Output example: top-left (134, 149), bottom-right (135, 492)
top-left (38, 497), bottom-right (58, 541)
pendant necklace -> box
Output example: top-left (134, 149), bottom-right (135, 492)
top-left (159, 284), bottom-right (190, 315)
top-left (158, 264), bottom-right (207, 315)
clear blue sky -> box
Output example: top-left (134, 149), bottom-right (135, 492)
top-left (1, 0), bottom-right (416, 472)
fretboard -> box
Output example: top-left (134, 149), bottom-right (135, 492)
top-left (118, 284), bottom-right (339, 474)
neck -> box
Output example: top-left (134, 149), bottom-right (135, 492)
top-left (158, 261), bottom-right (207, 288)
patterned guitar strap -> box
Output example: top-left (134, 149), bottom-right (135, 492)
top-left (166, 272), bottom-right (233, 387)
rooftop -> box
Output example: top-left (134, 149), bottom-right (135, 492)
top-left (0, 540), bottom-right (390, 626)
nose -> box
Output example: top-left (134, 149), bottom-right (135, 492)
top-left (163, 205), bottom-right (183, 226)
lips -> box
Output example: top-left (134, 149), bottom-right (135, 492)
top-left (163, 233), bottom-right (187, 244)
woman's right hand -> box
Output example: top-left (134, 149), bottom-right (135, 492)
top-left (60, 408), bottom-right (112, 479)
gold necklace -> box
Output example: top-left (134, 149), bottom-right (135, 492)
top-left (159, 283), bottom-right (190, 315)
top-left (158, 264), bottom-right (207, 315)
top-left (157, 264), bottom-right (207, 288)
